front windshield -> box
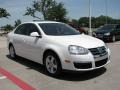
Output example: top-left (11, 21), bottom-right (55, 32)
top-left (98, 25), bottom-right (116, 31)
top-left (39, 23), bottom-right (80, 36)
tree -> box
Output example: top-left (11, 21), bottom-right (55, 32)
top-left (2, 24), bottom-right (13, 32)
top-left (24, 0), bottom-right (67, 22)
top-left (71, 19), bottom-right (79, 25)
top-left (25, 0), bottom-right (55, 20)
top-left (46, 2), bottom-right (67, 22)
top-left (14, 19), bottom-right (21, 27)
top-left (78, 17), bottom-right (89, 27)
top-left (78, 15), bottom-right (118, 28)
top-left (95, 15), bottom-right (112, 27)
top-left (0, 8), bottom-right (10, 18)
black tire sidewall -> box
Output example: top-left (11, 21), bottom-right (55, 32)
top-left (9, 45), bottom-right (16, 59)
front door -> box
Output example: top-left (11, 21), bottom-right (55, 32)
top-left (22, 24), bottom-right (43, 64)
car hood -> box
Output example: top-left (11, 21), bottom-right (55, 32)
top-left (95, 29), bottom-right (110, 34)
top-left (47, 34), bottom-right (105, 49)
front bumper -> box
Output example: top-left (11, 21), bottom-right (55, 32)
top-left (96, 34), bottom-right (111, 41)
top-left (61, 48), bottom-right (110, 71)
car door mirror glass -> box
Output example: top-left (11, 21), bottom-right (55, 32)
top-left (30, 32), bottom-right (41, 37)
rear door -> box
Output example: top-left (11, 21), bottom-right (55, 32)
top-left (116, 25), bottom-right (120, 40)
top-left (13, 24), bottom-right (28, 56)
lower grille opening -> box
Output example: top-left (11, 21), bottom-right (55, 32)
top-left (74, 62), bottom-right (92, 69)
top-left (95, 58), bottom-right (108, 67)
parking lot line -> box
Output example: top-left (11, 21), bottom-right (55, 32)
top-left (0, 67), bottom-right (35, 90)
top-left (0, 76), bottom-right (7, 80)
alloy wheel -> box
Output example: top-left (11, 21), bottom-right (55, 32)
top-left (45, 55), bottom-right (58, 74)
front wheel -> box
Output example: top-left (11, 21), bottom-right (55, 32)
top-left (44, 52), bottom-right (62, 76)
top-left (9, 45), bottom-right (16, 59)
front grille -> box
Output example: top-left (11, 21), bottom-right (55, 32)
top-left (96, 33), bottom-right (104, 38)
top-left (95, 58), bottom-right (108, 67)
top-left (74, 62), bottom-right (92, 69)
top-left (89, 46), bottom-right (107, 56)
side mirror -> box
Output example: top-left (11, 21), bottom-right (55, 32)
top-left (30, 32), bottom-right (41, 38)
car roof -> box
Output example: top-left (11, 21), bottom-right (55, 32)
top-left (22, 21), bottom-right (61, 25)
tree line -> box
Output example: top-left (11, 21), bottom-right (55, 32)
top-left (0, 0), bottom-right (120, 31)
top-left (72, 15), bottom-right (120, 28)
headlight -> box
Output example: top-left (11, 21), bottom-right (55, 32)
top-left (104, 33), bottom-right (110, 36)
top-left (68, 45), bottom-right (89, 55)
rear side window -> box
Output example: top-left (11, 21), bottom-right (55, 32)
top-left (14, 24), bottom-right (27, 35)
top-left (14, 23), bottom-right (40, 36)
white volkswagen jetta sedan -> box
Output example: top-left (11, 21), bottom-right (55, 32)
top-left (7, 21), bottom-right (110, 76)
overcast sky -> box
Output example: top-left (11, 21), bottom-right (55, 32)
top-left (0, 0), bottom-right (120, 27)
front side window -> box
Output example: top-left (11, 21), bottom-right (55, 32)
top-left (39, 23), bottom-right (80, 36)
top-left (26, 24), bottom-right (40, 36)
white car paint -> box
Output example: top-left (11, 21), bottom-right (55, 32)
top-left (7, 21), bottom-right (110, 72)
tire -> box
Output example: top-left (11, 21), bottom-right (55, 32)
top-left (9, 45), bottom-right (16, 59)
top-left (111, 35), bottom-right (116, 42)
top-left (44, 52), bottom-right (62, 76)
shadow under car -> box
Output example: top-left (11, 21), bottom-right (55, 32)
top-left (6, 55), bottom-right (107, 81)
